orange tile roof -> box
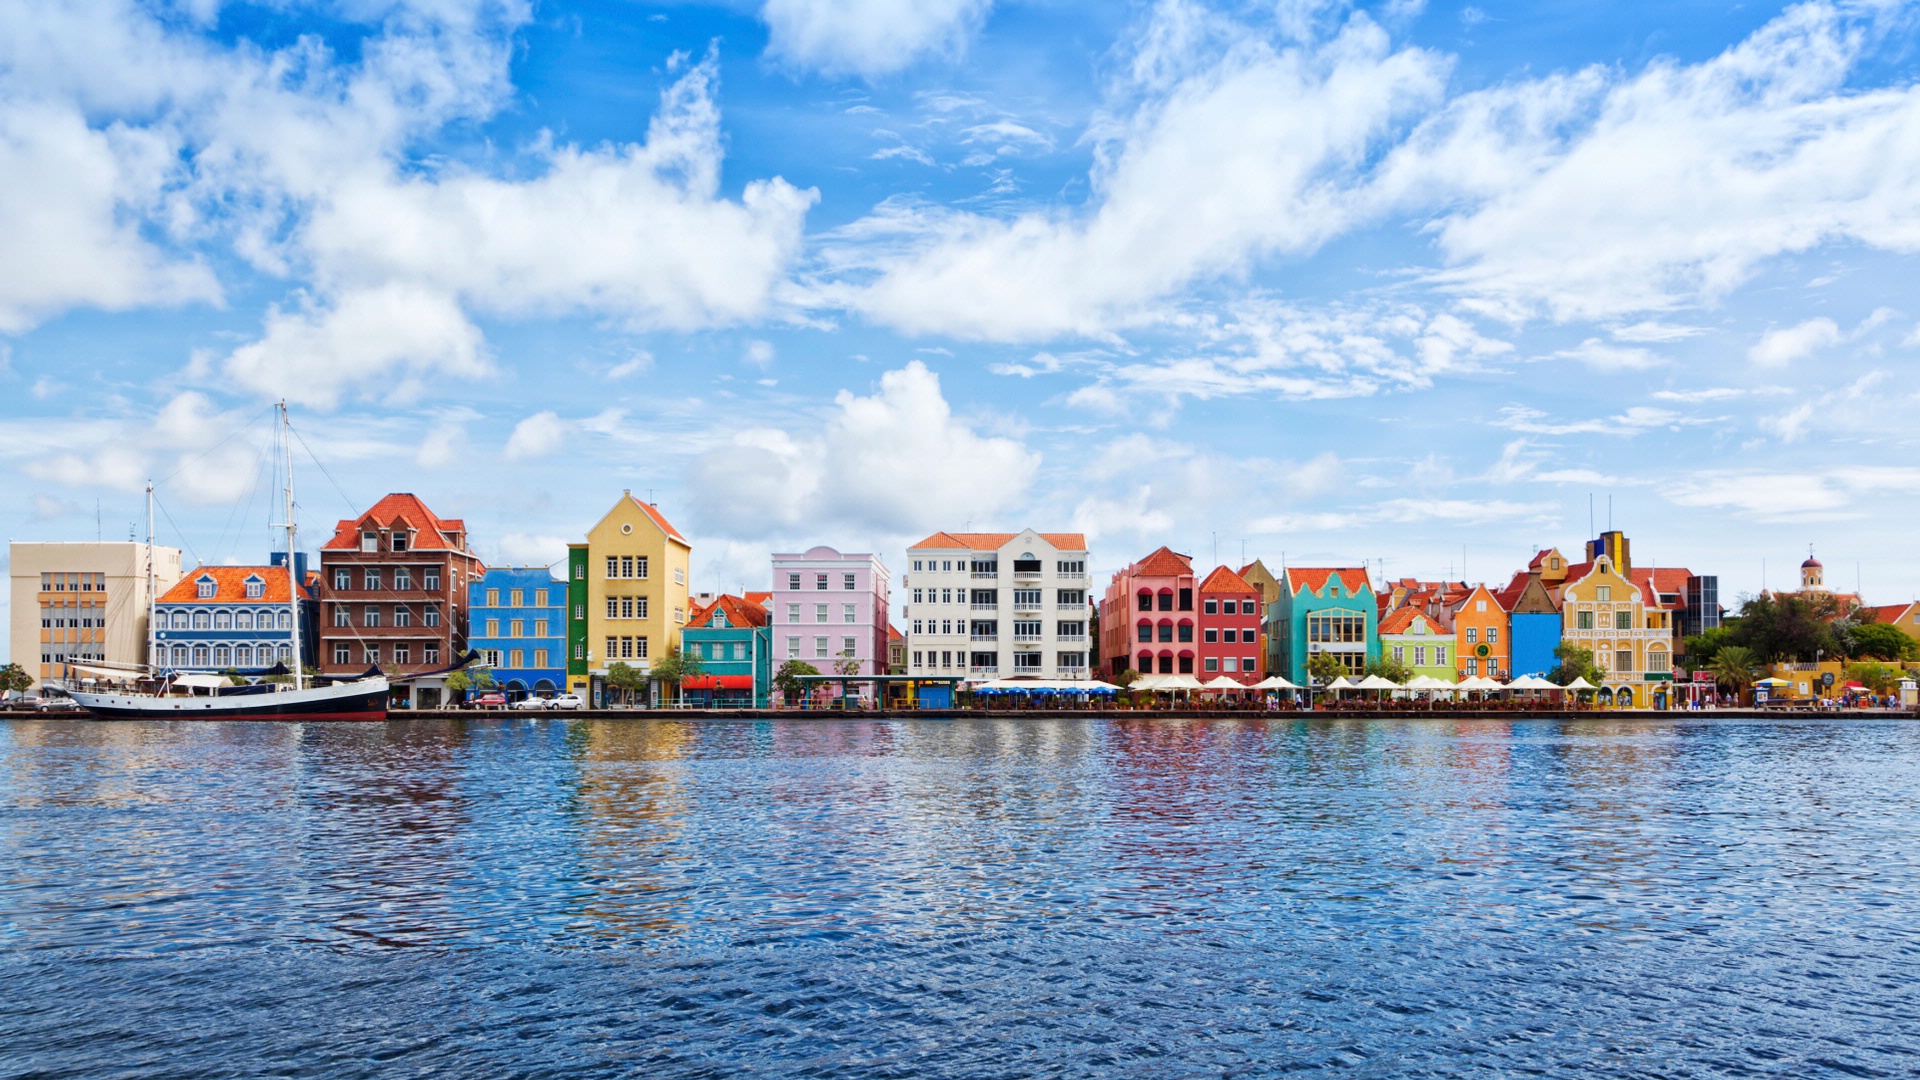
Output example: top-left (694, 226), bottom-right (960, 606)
top-left (624, 492), bottom-right (687, 545)
top-left (887, 625), bottom-right (904, 642)
top-left (743, 591), bottom-right (773, 610)
top-left (322, 493), bottom-right (469, 551)
top-left (1493, 571), bottom-right (1531, 610)
top-left (161, 564), bottom-right (315, 604)
top-left (1286, 567), bottom-right (1370, 596)
top-left (687, 593), bottom-right (767, 629)
top-left (1198, 565), bottom-right (1253, 593)
top-left (1865, 602), bottom-right (1915, 624)
top-left (1132, 546), bottom-right (1194, 577)
top-left (910, 531), bottom-right (1088, 551)
top-left (1379, 607), bottom-right (1443, 635)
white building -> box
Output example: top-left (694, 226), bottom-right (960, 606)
top-left (9, 541), bottom-right (183, 689)
top-left (903, 530), bottom-right (1092, 682)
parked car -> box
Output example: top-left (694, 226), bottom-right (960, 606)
top-left (510, 696), bottom-right (551, 711)
top-left (33, 696), bottom-right (81, 712)
top-left (548, 693), bottom-right (586, 711)
top-left (470, 692), bottom-right (508, 709)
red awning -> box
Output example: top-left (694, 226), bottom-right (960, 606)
top-left (683, 675), bottom-right (755, 690)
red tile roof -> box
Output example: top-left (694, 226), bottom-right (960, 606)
top-left (1286, 567), bottom-right (1371, 596)
top-left (161, 564), bottom-right (315, 604)
top-left (1631, 567), bottom-right (1694, 611)
top-left (1494, 571), bottom-right (1531, 610)
top-left (1131, 546), bottom-right (1194, 577)
top-left (1379, 607), bottom-right (1444, 635)
top-left (887, 625), bottom-right (904, 642)
top-left (624, 492), bottom-right (687, 545)
top-left (1198, 565), bottom-right (1253, 593)
top-left (321, 493), bottom-right (469, 551)
top-left (910, 531), bottom-right (1088, 551)
top-left (1865, 602), bottom-right (1916, 624)
top-left (687, 593), bottom-right (768, 629)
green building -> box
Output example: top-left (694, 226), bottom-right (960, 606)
top-left (566, 544), bottom-right (589, 694)
top-left (678, 594), bottom-right (772, 708)
top-left (1264, 567), bottom-right (1378, 685)
top-left (1378, 606), bottom-right (1455, 683)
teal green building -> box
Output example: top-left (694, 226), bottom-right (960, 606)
top-left (1264, 567), bottom-right (1379, 685)
top-left (679, 594), bottom-right (772, 708)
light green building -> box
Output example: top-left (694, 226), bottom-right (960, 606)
top-left (1378, 606), bottom-right (1455, 682)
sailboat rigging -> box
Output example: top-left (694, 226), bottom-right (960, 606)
top-left (69, 403), bottom-right (389, 722)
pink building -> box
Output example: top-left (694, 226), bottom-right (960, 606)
top-left (771, 546), bottom-right (891, 700)
top-left (1099, 546), bottom-right (1198, 677)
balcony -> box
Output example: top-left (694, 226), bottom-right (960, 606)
top-left (1013, 634), bottom-right (1042, 643)
top-left (1055, 633), bottom-right (1087, 643)
top-left (970, 664), bottom-right (998, 676)
top-left (1011, 662), bottom-right (1043, 674)
top-left (1011, 600), bottom-right (1042, 612)
top-left (970, 602), bottom-right (998, 611)
top-left (971, 571), bottom-right (998, 580)
top-left (969, 633), bottom-right (998, 642)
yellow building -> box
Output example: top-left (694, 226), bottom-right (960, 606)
top-left (574, 491), bottom-right (691, 706)
top-left (1556, 553), bottom-right (1672, 708)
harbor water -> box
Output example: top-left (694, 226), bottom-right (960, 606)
top-left (3, 716), bottom-right (1917, 1077)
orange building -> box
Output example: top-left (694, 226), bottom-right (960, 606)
top-left (1448, 582), bottom-right (1509, 680)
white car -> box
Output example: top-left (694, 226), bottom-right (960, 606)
top-left (548, 693), bottom-right (586, 711)
top-left (510, 696), bottom-right (551, 711)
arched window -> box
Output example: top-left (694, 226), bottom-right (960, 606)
top-left (1137, 590), bottom-right (1152, 612)
top-left (1157, 652), bottom-right (1174, 674)
top-left (1136, 620), bottom-right (1152, 644)
top-left (1178, 653), bottom-right (1194, 674)
top-left (1137, 652), bottom-right (1154, 673)
top-left (171, 646), bottom-right (188, 666)
top-left (1177, 620), bottom-right (1194, 643)
top-left (192, 611), bottom-right (211, 630)
top-left (1157, 620), bottom-right (1173, 643)
top-left (1157, 589), bottom-right (1174, 612)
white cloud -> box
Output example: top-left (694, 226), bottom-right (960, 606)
top-left (1749, 317), bottom-right (1842, 367)
top-left (1247, 497), bottom-right (1554, 534)
top-left (1660, 465), bottom-right (1920, 522)
top-left (416, 421), bottom-right (465, 468)
top-left (744, 340), bottom-right (775, 369)
top-left (495, 532), bottom-right (568, 566)
top-left (504, 411), bottom-right (569, 460)
top-left (607, 352), bottom-right (652, 380)
top-left (1494, 404), bottom-right (1704, 437)
top-left (1546, 338), bottom-right (1663, 371)
top-left (223, 285), bottom-right (489, 408)
top-left (834, 11), bottom-right (1447, 339)
top-left (25, 446), bottom-right (149, 493)
top-left (761, 0), bottom-right (992, 78)
top-left (686, 361), bottom-right (1039, 537)
top-left (1611, 321), bottom-right (1705, 342)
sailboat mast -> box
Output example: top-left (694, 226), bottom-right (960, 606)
top-left (146, 480), bottom-right (155, 676)
top-left (281, 402), bottom-right (304, 692)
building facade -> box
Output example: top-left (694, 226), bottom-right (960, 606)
top-left (1099, 546), bottom-right (1198, 677)
top-left (9, 541), bottom-right (182, 689)
top-left (1555, 553), bottom-right (1669, 707)
top-left (152, 554), bottom-right (316, 673)
top-left (1379, 607), bottom-right (1454, 682)
top-left (578, 492), bottom-right (691, 707)
top-left (468, 566), bottom-right (568, 700)
top-left (907, 530), bottom-right (1090, 681)
top-left (1498, 570), bottom-right (1562, 678)
top-left (315, 493), bottom-right (484, 708)
top-left (772, 546), bottom-right (891, 698)
top-left (1197, 565), bottom-right (1264, 683)
top-left (680, 594), bottom-right (772, 708)
top-left (1449, 583), bottom-right (1510, 680)
top-left (1265, 567), bottom-right (1377, 684)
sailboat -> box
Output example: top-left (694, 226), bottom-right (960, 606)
top-left (69, 403), bottom-right (389, 722)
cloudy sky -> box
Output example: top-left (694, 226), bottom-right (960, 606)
top-left (4, 0), bottom-right (1918, 647)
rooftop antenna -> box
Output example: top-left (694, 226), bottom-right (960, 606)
top-left (96, 499), bottom-right (101, 541)
top-left (1240, 539), bottom-right (1248, 567)
top-left (1212, 531), bottom-right (1217, 570)
top-left (1589, 494), bottom-right (1594, 538)
top-left (1608, 495), bottom-right (1613, 532)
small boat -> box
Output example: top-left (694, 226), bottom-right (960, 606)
top-left (70, 402), bottom-right (391, 724)
top-left (71, 676), bottom-right (389, 722)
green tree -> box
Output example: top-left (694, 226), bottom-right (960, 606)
top-left (773, 660), bottom-right (820, 706)
top-left (0, 662), bottom-right (32, 697)
top-left (1846, 661), bottom-right (1903, 695)
top-left (604, 661), bottom-right (647, 707)
top-left (649, 646), bottom-right (706, 704)
top-left (1113, 668), bottom-right (1141, 689)
top-left (1365, 654), bottom-right (1412, 683)
top-left (1724, 592), bottom-right (1842, 662)
top-left (1846, 622), bottom-right (1918, 662)
top-left (1708, 645), bottom-right (1759, 693)
top-left (1547, 643), bottom-right (1606, 687)
top-left (1680, 626), bottom-right (1736, 672)
top-left (1307, 652), bottom-right (1347, 686)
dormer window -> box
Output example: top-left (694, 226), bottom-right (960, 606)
top-left (195, 576), bottom-right (216, 599)
top-left (391, 532), bottom-right (408, 552)
top-left (361, 532), bottom-right (378, 552)
top-left (244, 576), bottom-right (264, 599)
top-left (713, 612), bottom-right (729, 628)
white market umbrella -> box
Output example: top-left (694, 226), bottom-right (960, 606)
top-left (1130, 674), bottom-right (1166, 692)
top-left (1507, 674), bottom-right (1558, 691)
top-left (1202, 675), bottom-right (1247, 691)
top-left (1404, 675), bottom-right (1454, 691)
top-left (1251, 675), bottom-right (1300, 690)
top-left (1355, 674), bottom-right (1401, 691)
top-left (1325, 676), bottom-right (1357, 691)
top-left (1458, 675), bottom-right (1503, 691)
top-left (1562, 676), bottom-right (1597, 691)
top-left (1154, 674), bottom-right (1206, 691)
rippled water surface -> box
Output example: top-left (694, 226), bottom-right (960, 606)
top-left (4, 716), bottom-right (1919, 1078)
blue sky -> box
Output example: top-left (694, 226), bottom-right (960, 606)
top-left (4, 0), bottom-right (1919, 649)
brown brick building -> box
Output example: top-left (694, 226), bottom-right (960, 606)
top-left (315, 493), bottom-right (484, 706)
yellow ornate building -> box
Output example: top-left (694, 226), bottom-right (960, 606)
top-left (572, 491), bottom-right (691, 706)
top-left (1556, 553), bottom-right (1672, 707)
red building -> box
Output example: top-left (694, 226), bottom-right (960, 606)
top-left (315, 493), bottom-right (484, 706)
top-left (1198, 565), bottom-right (1263, 684)
top-left (1099, 546), bottom-right (1198, 677)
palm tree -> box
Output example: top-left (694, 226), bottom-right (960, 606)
top-left (1710, 646), bottom-right (1759, 694)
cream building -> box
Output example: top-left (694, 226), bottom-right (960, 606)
top-left (903, 529), bottom-right (1092, 681)
top-left (9, 542), bottom-right (183, 689)
top-left (573, 492), bottom-right (691, 706)
top-left (1556, 553), bottom-right (1671, 708)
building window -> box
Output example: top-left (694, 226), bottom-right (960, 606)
top-left (1204, 628), bottom-right (1218, 643)
top-left (574, 564), bottom-right (585, 580)
top-left (364, 645), bottom-right (380, 665)
top-left (361, 569), bottom-right (379, 590)
top-left (1647, 650), bottom-right (1669, 673)
top-left (788, 573), bottom-right (801, 590)
top-left (1306, 614), bottom-right (1366, 643)
top-left (396, 607), bottom-right (412, 627)
top-left (842, 636), bottom-right (857, 655)
top-left (638, 558), bottom-right (650, 580)
top-left (1577, 610), bottom-right (1595, 630)
top-left (635, 637), bottom-right (649, 659)
top-left (424, 643), bottom-right (439, 664)
top-left (606, 557), bottom-right (619, 578)
top-left (606, 636), bottom-right (617, 660)
top-left (535, 620), bottom-right (548, 637)
top-left (334, 605), bottom-right (350, 627)
top-left (1057, 560), bottom-right (1085, 575)
top-left (732, 643), bottom-right (745, 660)
top-left (485, 649), bottom-right (503, 668)
top-left (334, 568), bottom-right (350, 590)
top-left (509, 589), bottom-right (524, 607)
top-left (245, 579), bottom-right (263, 599)
top-left (365, 606), bottom-right (382, 628)
top-left (1392, 644), bottom-right (1404, 661)
top-left (1615, 610), bottom-right (1633, 630)
top-left (788, 637), bottom-right (800, 659)
top-left (534, 649), bottom-right (549, 668)
top-left (574, 604), bottom-right (584, 620)
top-left (333, 643), bottom-right (351, 664)
top-left (361, 532), bottom-right (377, 553)
top-left (1204, 657), bottom-right (1219, 672)
top-left (1466, 627), bottom-right (1478, 643)
top-left (1597, 586), bottom-right (1612, 602)
top-left (635, 598), bottom-right (648, 620)
top-left (843, 573), bottom-right (857, 590)
top-left (214, 611), bottom-right (232, 629)
top-left (1487, 628), bottom-right (1499, 643)
top-left (1467, 658), bottom-right (1479, 675)
top-left (424, 571), bottom-right (440, 591)
top-left (395, 644), bottom-right (411, 665)
top-left (786, 603), bottom-right (801, 624)
top-left (391, 533), bottom-right (408, 552)
top-left (510, 649), bottom-right (524, 668)
top-left (1177, 623), bottom-right (1193, 643)
top-left (510, 620), bottom-right (524, 638)
top-left (1435, 646), bottom-right (1447, 665)
top-left (815, 604), bottom-right (828, 623)
top-left (425, 606), bottom-right (440, 628)
top-left (1616, 650), bottom-right (1633, 674)
top-left (843, 604), bottom-right (857, 623)
top-left (815, 637), bottom-right (828, 658)
top-left (395, 569), bottom-right (412, 591)
top-left (1413, 646), bottom-right (1425, 666)
top-left (816, 574), bottom-right (828, 590)
top-left (574, 645), bottom-right (584, 660)
top-left (608, 597), bottom-right (621, 619)
top-left (1204, 599), bottom-right (1218, 615)
top-left (533, 589), bottom-right (548, 607)
top-left (486, 619), bottom-right (499, 636)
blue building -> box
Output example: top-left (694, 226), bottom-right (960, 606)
top-left (469, 566), bottom-right (568, 700)
top-left (152, 553), bottom-right (317, 672)
top-left (1501, 570), bottom-right (1563, 678)
top-left (679, 594), bottom-right (772, 707)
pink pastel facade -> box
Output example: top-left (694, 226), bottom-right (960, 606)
top-left (771, 546), bottom-right (892, 699)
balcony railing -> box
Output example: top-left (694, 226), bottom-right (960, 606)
top-left (970, 633), bottom-right (997, 642)
top-left (1055, 633), bottom-right (1086, 642)
top-left (971, 571), bottom-right (998, 579)
top-left (1012, 601), bottom-right (1042, 612)
top-left (970, 665), bottom-right (998, 676)
top-left (1013, 633), bottom-right (1042, 643)
top-left (970, 602), bottom-right (998, 611)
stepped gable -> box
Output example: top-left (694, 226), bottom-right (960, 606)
top-left (322, 493), bottom-right (467, 550)
top-left (1198, 565), bottom-right (1253, 592)
top-left (911, 530), bottom-right (1088, 550)
top-left (1285, 567), bottom-right (1370, 595)
top-left (160, 565), bottom-right (315, 604)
